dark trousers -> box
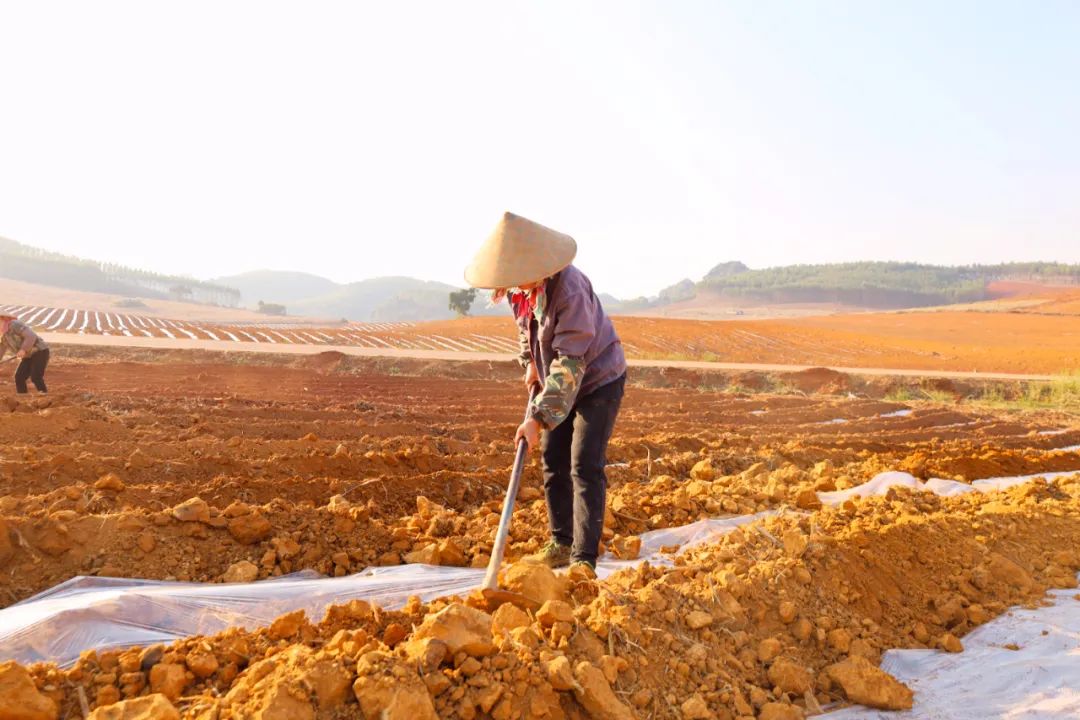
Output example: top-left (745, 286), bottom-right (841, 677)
top-left (540, 374), bottom-right (625, 564)
top-left (15, 349), bottom-right (49, 394)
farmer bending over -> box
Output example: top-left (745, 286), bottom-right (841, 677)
top-left (465, 212), bottom-right (627, 572)
top-left (0, 314), bottom-right (51, 394)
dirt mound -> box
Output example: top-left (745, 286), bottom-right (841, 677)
top-left (786, 367), bottom-right (851, 395)
top-left (11, 476), bottom-right (1080, 719)
top-left (734, 371), bottom-right (771, 392)
top-left (302, 350), bottom-right (350, 371)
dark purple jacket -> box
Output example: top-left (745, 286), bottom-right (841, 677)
top-left (516, 265), bottom-right (626, 403)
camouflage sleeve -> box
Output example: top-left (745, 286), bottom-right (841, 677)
top-left (529, 355), bottom-right (586, 429)
top-left (517, 326), bottom-right (532, 369)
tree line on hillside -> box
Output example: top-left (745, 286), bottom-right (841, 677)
top-left (0, 237), bottom-right (241, 306)
top-left (444, 260), bottom-right (1080, 316)
top-left (695, 261), bottom-right (1080, 307)
top-left (589, 260), bottom-right (1080, 314)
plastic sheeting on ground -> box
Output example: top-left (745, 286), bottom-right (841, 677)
top-left (823, 576), bottom-right (1080, 720)
top-left (1, 465), bottom-right (1078, 668)
top-left (816, 469), bottom-right (1080, 507)
top-left (0, 511), bottom-right (769, 667)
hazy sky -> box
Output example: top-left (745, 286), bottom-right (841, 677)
top-left (2, 1), bottom-right (1078, 298)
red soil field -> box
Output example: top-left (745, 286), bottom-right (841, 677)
top-left (1, 347), bottom-right (1079, 718)
top-left (407, 310), bottom-right (1080, 375)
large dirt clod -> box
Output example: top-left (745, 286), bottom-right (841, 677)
top-left (403, 544), bottom-right (440, 565)
top-left (219, 646), bottom-right (350, 718)
top-left (502, 560), bottom-right (569, 605)
top-left (410, 603), bottom-right (495, 657)
top-left (171, 498), bottom-right (210, 524)
top-left (572, 662), bottom-right (636, 720)
top-left (148, 662), bottom-right (190, 702)
top-left (825, 655), bottom-right (914, 710)
top-left (93, 473), bottom-right (126, 492)
top-left (679, 694), bottom-right (711, 719)
top-left (543, 655), bottom-right (578, 691)
top-left (690, 459), bottom-right (716, 481)
top-left (222, 560), bottom-right (259, 583)
top-left (767, 658), bottom-right (813, 695)
top-left (402, 637), bottom-right (448, 672)
top-left (758, 702), bottom-right (805, 720)
top-left (85, 695), bottom-right (179, 720)
top-left (491, 603), bottom-right (531, 636)
top-left (0, 661), bottom-right (57, 720)
top-left (536, 600), bottom-right (574, 627)
top-left (610, 535), bottom-right (642, 560)
top-left (353, 672), bottom-right (438, 720)
top-left (227, 512), bottom-right (273, 544)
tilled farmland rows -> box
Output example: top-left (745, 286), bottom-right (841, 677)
top-left (0, 303), bottom-right (521, 354)
top-left (1, 349), bottom-right (1079, 719)
top-left (0, 303), bottom-right (894, 364)
top-left (11, 301), bottom-right (1080, 375)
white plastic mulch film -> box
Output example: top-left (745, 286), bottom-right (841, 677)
top-left (822, 580), bottom-right (1080, 719)
top-left (1, 465), bottom-right (1079, 718)
top-left (0, 512), bottom-right (770, 668)
top-left (816, 470), bottom-right (1080, 719)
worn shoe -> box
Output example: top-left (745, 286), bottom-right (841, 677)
top-left (526, 540), bottom-right (572, 568)
top-left (567, 560), bottom-right (597, 580)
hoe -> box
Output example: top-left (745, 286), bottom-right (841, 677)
top-left (478, 386), bottom-right (541, 611)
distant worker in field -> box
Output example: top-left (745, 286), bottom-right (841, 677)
top-left (465, 212), bottom-right (627, 572)
top-left (0, 314), bottom-right (50, 394)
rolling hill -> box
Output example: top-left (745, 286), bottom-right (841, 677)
top-left (292, 276), bottom-right (498, 322)
top-left (640, 260), bottom-right (1080, 316)
top-left (212, 271), bottom-right (339, 306)
top-left (0, 236), bottom-right (240, 306)
top-left (215, 271), bottom-right (504, 322)
top-left (5, 234), bottom-right (1079, 322)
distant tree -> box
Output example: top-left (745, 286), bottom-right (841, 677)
top-left (169, 284), bottom-right (193, 302)
top-left (448, 288), bottom-right (478, 317)
top-left (256, 300), bottom-right (287, 316)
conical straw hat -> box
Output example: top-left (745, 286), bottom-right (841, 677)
top-left (464, 212), bottom-right (577, 289)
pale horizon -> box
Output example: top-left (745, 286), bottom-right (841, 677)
top-left (2, 1), bottom-right (1078, 298)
